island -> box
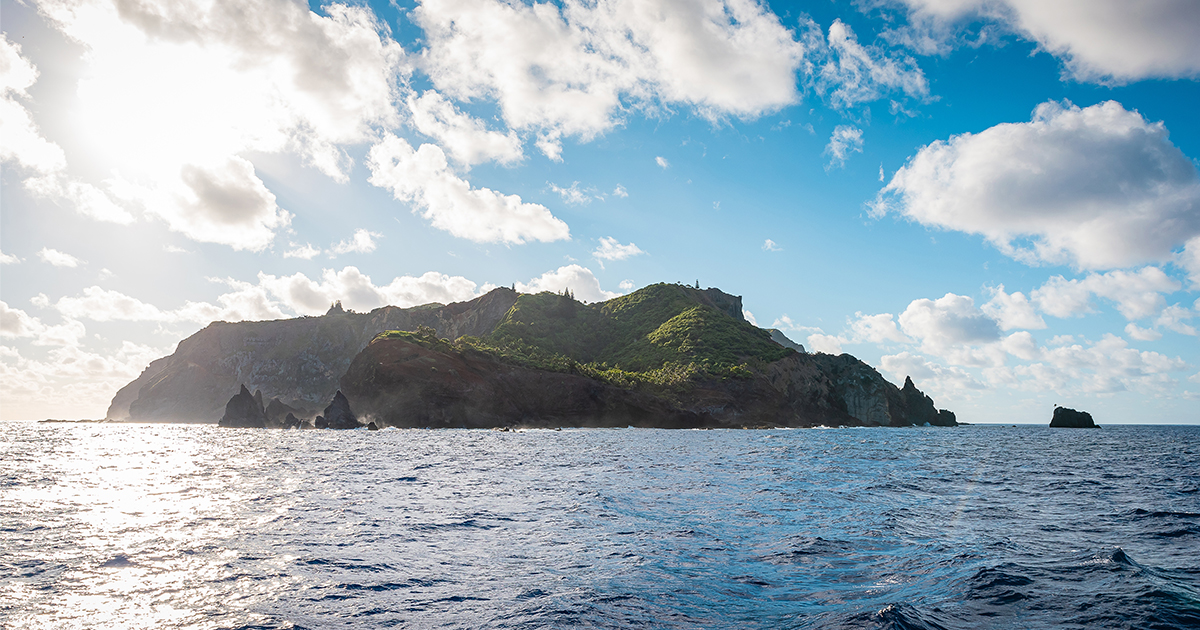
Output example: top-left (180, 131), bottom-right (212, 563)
top-left (1050, 406), bottom-right (1098, 428)
top-left (106, 283), bottom-right (958, 429)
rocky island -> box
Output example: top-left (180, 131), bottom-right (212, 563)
top-left (107, 283), bottom-right (957, 429)
top-left (1050, 406), bottom-right (1098, 428)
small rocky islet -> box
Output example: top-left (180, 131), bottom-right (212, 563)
top-left (114, 282), bottom-right (959, 430)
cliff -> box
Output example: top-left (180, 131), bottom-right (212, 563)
top-left (106, 288), bottom-right (519, 422)
top-left (340, 283), bottom-right (956, 428)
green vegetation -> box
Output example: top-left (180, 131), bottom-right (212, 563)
top-left (372, 283), bottom-right (795, 395)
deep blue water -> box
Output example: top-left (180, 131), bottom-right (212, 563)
top-left (1, 423), bottom-right (1198, 629)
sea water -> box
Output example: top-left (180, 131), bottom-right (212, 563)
top-left (1, 423), bottom-right (1197, 629)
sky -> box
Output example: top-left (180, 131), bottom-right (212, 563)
top-left (2, 0), bottom-right (1199, 424)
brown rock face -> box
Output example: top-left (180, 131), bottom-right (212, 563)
top-left (340, 337), bottom-right (953, 429)
top-left (107, 288), bottom-right (519, 423)
top-left (341, 338), bottom-right (703, 428)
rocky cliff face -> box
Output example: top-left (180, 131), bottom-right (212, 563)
top-left (107, 288), bottom-right (519, 422)
top-left (340, 336), bottom-right (955, 429)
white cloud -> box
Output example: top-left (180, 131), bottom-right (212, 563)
top-left (256, 267), bottom-right (483, 315)
top-left (656, 156), bottom-right (670, 169)
top-left (414, 0), bottom-right (806, 149)
top-left (593, 237), bottom-right (645, 262)
top-left (330, 228), bottom-right (382, 255)
top-left (0, 250), bottom-right (20, 265)
top-left (892, 0), bottom-right (1200, 83)
top-left (1031, 267), bottom-right (1181, 320)
top-left (550, 182), bottom-right (598, 205)
top-left (806, 333), bottom-right (844, 355)
top-left (849, 312), bottom-right (910, 344)
top-left (516, 264), bottom-right (618, 303)
top-left (816, 19), bottom-right (928, 109)
top-left (875, 100), bottom-right (1200, 270)
top-left (1179, 236), bottom-right (1200, 288)
top-left (1155, 304), bottom-right (1198, 336)
top-left (1017, 334), bottom-right (1187, 395)
top-left (0, 301), bottom-right (87, 347)
top-left (30, 0), bottom-right (406, 249)
top-left (899, 292), bottom-right (1001, 349)
top-left (37, 248), bottom-right (84, 268)
top-left (1125, 323), bottom-right (1163, 342)
top-left (283, 243), bottom-right (322, 260)
top-left (880, 351), bottom-right (986, 393)
top-left (825, 124), bottom-right (864, 169)
top-left (982, 285), bottom-right (1046, 330)
top-left (367, 134), bottom-right (570, 244)
top-left (407, 90), bottom-right (523, 167)
top-left (742, 309), bottom-right (757, 326)
top-left (163, 245), bottom-right (190, 254)
top-left (612, 185), bottom-right (628, 198)
top-left (762, 239), bottom-right (782, 252)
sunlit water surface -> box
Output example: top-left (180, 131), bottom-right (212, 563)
top-left (2, 423), bottom-right (1198, 629)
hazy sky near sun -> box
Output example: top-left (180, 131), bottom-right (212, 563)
top-left (2, 0), bottom-right (1199, 423)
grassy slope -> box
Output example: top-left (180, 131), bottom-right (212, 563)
top-left (378, 284), bottom-right (794, 391)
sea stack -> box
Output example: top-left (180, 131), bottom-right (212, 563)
top-left (218, 384), bottom-right (268, 428)
top-left (321, 390), bottom-right (362, 429)
top-left (1050, 406), bottom-right (1097, 428)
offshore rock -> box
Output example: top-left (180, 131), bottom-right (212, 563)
top-left (218, 385), bottom-right (268, 428)
top-left (265, 397), bottom-right (302, 428)
top-left (107, 288), bottom-right (520, 422)
top-left (282, 412), bottom-right (303, 430)
top-left (1050, 406), bottom-right (1097, 428)
top-left (900, 376), bottom-right (958, 427)
top-left (321, 391), bottom-right (361, 430)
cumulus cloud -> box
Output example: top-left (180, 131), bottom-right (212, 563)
top-left (982, 285), bottom-right (1046, 330)
top-left (1016, 334), bottom-right (1187, 395)
top-left (29, 0), bottom-right (406, 249)
top-left (656, 156), bottom-right (670, 169)
top-left (849, 312), bottom-right (910, 344)
top-left (874, 100), bottom-right (1200, 270)
top-left (593, 237), bottom-right (645, 263)
top-left (825, 124), bottom-right (864, 169)
top-left (898, 293), bottom-right (1001, 352)
top-left (762, 239), bottom-right (782, 252)
top-left (0, 301), bottom-right (87, 347)
top-left (880, 351), bottom-right (985, 393)
top-left (612, 185), bottom-right (628, 198)
top-left (255, 267), bottom-right (482, 314)
top-left (407, 90), bottom-right (523, 166)
top-left (890, 0), bottom-right (1200, 83)
top-left (37, 248), bottom-right (83, 268)
top-left (0, 250), bottom-right (20, 264)
top-left (806, 333), bottom-right (844, 355)
top-left (1125, 323), bottom-right (1163, 342)
top-left (815, 19), bottom-right (928, 109)
top-left (1031, 267), bottom-right (1181, 320)
top-left (516, 264), bottom-right (618, 303)
top-left (283, 243), bottom-right (322, 260)
top-left (413, 0), bottom-right (806, 153)
top-left (330, 229), bottom-right (382, 255)
top-left (367, 134), bottom-right (570, 244)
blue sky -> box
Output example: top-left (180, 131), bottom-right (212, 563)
top-left (2, 0), bottom-right (1199, 423)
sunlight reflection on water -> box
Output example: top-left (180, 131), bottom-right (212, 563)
top-left (2, 423), bottom-right (1198, 629)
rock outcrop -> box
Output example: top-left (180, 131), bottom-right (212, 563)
top-left (282, 412), bottom-right (302, 429)
top-left (218, 385), bottom-right (268, 428)
top-left (768, 329), bottom-right (806, 353)
top-left (265, 397), bottom-right (302, 428)
top-left (1050, 406), bottom-right (1097, 428)
top-left (106, 288), bottom-right (520, 422)
top-left (321, 390), bottom-right (361, 430)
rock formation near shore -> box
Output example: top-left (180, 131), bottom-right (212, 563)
top-left (218, 385), bottom-right (269, 428)
top-left (1050, 406), bottom-right (1097, 428)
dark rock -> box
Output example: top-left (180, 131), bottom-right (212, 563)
top-left (282, 412), bottom-right (302, 429)
top-left (252, 389), bottom-right (264, 413)
top-left (899, 376), bottom-right (956, 426)
top-left (265, 397), bottom-right (302, 428)
top-left (1050, 406), bottom-right (1097, 428)
top-left (768, 328), bottom-right (806, 353)
top-left (367, 422), bottom-right (379, 431)
top-left (314, 415), bottom-right (327, 429)
top-left (218, 384), bottom-right (268, 428)
top-left (321, 391), bottom-right (361, 429)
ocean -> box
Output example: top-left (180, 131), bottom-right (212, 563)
top-left (2, 423), bottom-right (1197, 629)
